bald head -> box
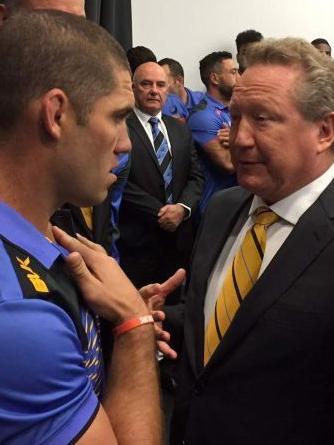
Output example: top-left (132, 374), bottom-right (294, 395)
top-left (0, 0), bottom-right (85, 22)
top-left (133, 62), bottom-right (166, 83)
top-left (132, 62), bottom-right (168, 115)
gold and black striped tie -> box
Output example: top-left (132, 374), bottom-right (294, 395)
top-left (204, 207), bottom-right (279, 365)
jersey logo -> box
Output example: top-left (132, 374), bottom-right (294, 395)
top-left (16, 256), bottom-right (49, 293)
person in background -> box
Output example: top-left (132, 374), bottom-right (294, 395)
top-left (187, 51), bottom-right (238, 215)
top-left (118, 61), bottom-right (204, 294)
top-left (126, 45), bottom-right (157, 75)
top-left (311, 37), bottom-right (332, 57)
top-left (235, 28), bottom-right (263, 74)
top-left (159, 57), bottom-right (204, 123)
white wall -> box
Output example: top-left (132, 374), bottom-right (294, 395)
top-left (132, 0), bottom-right (333, 90)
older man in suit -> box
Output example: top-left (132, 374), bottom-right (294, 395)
top-left (171, 38), bottom-right (334, 444)
top-left (118, 62), bottom-right (203, 296)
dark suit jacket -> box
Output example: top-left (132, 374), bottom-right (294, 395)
top-left (172, 183), bottom-right (334, 445)
top-left (52, 200), bottom-right (113, 254)
top-left (119, 112), bottom-right (204, 253)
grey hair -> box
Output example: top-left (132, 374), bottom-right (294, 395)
top-left (246, 37), bottom-right (334, 121)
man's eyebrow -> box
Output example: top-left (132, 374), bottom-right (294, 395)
top-left (114, 106), bottom-right (134, 117)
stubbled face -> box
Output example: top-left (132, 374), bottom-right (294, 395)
top-left (161, 64), bottom-right (179, 95)
top-left (60, 69), bottom-right (134, 206)
top-left (213, 58), bottom-right (239, 99)
top-left (229, 64), bottom-right (334, 204)
top-left (313, 43), bottom-right (331, 57)
top-left (133, 62), bottom-right (168, 115)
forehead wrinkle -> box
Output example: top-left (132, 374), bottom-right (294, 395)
top-left (231, 68), bottom-right (300, 111)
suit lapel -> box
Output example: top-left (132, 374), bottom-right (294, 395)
top-left (203, 182), bottom-right (334, 374)
top-left (127, 112), bottom-right (162, 175)
top-left (185, 189), bottom-right (252, 375)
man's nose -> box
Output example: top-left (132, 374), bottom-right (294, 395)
top-left (149, 83), bottom-right (159, 95)
top-left (116, 124), bottom-right (132, 154)
top-left (230, 117), bottom-right (254, 148)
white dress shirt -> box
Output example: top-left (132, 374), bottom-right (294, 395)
top-left (133, 107), bottom-right (191, 216)
top-left (204, 163), bottom-right (334, 327)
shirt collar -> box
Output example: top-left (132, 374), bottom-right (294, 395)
top-left (134, 107), bottom-right (162, 125)
top-left (0, 202), bottom-right (68, 269)
top-left (249, 162), bottom-right (334, 225)
top-left (205, 92), bottom-right (229, 111)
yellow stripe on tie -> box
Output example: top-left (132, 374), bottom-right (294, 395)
top-left (204, 207), bottom-right (279, 365)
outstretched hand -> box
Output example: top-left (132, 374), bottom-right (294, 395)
top-left (139, 268), bottom-right (186, 359)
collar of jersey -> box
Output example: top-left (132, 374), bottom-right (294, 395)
top-left (205, 93), bottom-right (229, 111)
top-left (0, 202), bottom-right (68, 269)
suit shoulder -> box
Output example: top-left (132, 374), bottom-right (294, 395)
top-left (162, 114), bottom-right (190, 134)
top-left (126, 111), bottom-right (139, 127)
top-left (207, 186), bottom-right (251, 212)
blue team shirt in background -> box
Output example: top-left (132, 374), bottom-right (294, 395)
top-left (187, 93), bottom-right (237, 213)
top-left (163, 87), bottom-right (205, 120)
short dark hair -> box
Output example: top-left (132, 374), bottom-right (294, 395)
top-left (158, 58), bottom-right (184, 78)
top-left (199, 51), bottom-right (232, 88)
top-left (0, 10), bottom-right (129, 133)
top-left (311, 38), bottom-right (330, 47)
top-left (236, 29), bottom-right (263, 52)
top-left (126, 46), bottom-right (157, 74)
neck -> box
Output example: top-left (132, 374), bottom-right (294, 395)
top-left (0, 149), bottom-right (58, 236)
top-left (179, 86), bottom-right (188, 105)
top-left (207, 87), bottom-right (230, 106)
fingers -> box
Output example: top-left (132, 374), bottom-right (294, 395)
top-left (157, 341), bottom-right (178, 360)
top-left (160, 268), bottom-right (186, 296)
top-left (76, 233), bottom-right (107, 254)
top-left (139, 282), bottom-right (161, 301)
top-left (52, 226), bottom-right (91, 255)
top-left (158, 205), bottom-right (169, 217)
top-left (64, 251), bottom-right (99, 295)
top-left (151, 310), bottom-right (165, 322)
top-left (53, 226), bottom-right (106, 254)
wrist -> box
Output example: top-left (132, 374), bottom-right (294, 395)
top-left (113, 315), bottom-right (154, 338)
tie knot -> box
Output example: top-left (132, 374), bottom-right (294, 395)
top-left (254, 207), bottom-right (279, 227)
top-left (149, 116), bottom-right (159, 127)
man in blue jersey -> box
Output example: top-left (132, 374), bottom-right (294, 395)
top-left (0, 10), bottom-right (163, 445)
top-left (187, 51), bottom-right (239, 214)
top-left (159, 57), bottom-right (204, 122)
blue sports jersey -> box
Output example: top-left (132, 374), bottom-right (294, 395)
top-left (162, 88), bottom-right (205, 120)
top-left (187, 93), bottom-right (237, 213)
top-left (0, 202), bottom-right (103, 444)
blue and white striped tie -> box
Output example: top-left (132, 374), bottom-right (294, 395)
top-left (149, 117), bottom-right (173, 203)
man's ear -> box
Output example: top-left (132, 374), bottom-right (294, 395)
top-left (0, 5), bottom-right (9, 24)
top-left (317, 112), bottom-right (334, 154)
top-left (209, 71), bottom-right (219, 86)
top-left (40, 89), bottom-right (69, 141)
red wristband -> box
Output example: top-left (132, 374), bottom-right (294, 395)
top-left (112, 315), bottom-right (154, 338)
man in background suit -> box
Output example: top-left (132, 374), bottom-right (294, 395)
top-left (118, 62), bottom-right (203, 296)
top-left (171, 38), bottom-right (334, 444)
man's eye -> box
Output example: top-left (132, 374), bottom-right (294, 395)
top-left (254, 114), bottom-right (268, 122)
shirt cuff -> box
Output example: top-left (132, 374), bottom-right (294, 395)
top-left (177, 203), bottom-right (191, 220)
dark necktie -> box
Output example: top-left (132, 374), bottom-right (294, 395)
top-left (149, 116), bottom-right (173, 203)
